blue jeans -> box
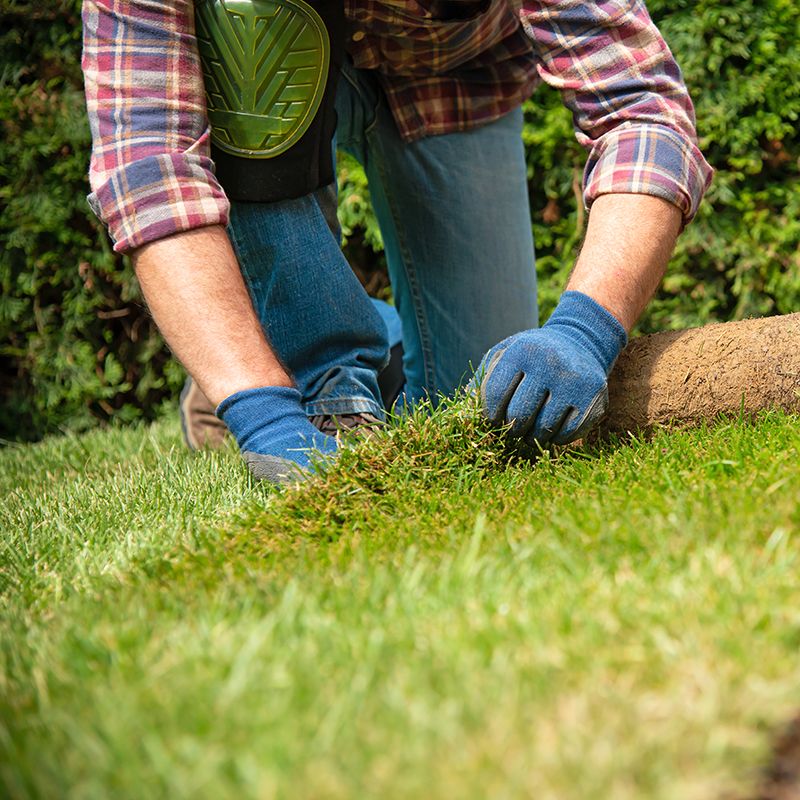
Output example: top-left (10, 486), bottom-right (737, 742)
top-left (228, 62), bottom-right (537, 418)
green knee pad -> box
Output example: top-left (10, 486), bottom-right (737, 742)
top-left (195, 0), bottom-right (344, 201)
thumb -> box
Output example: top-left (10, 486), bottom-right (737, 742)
top-left (479, 347), bottom-right (507, 407)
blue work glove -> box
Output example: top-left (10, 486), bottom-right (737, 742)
top-left (475, 291), bottom-right (628, 446)
top-left (217, 386), bottom-right (338, 483)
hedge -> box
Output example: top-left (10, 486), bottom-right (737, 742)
top-left (1, 0), bottom-right (798, 441)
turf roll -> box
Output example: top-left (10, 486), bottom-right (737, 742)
top-left (602, 312), bottom-right (800, 434)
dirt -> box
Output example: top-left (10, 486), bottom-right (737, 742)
top-left (601, 312), bottom-right (800, 435)
top-left (742, 714), bottom-right (800, 800)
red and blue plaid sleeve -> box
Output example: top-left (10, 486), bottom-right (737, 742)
top-left (519, 0), bottom-right (713, 224)
top-left (82, 0), bottom-right (229, 254)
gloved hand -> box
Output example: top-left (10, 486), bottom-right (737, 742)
top-left (475, 291), bottom-right (628, 446)
top-left (216, 385), bottom-right (338, 483)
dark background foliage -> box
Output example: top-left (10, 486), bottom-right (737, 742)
top-left (1, 0), bottom-right (799, 441)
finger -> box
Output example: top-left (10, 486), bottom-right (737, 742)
top-left (504, 374), bottom-right (550, 438)
top-left (479, 347), bottom-right (506, 387)
top-left (479, 347), bottom-right (520, 424)
top-left (483, 368), bottom-right (525, 426)
top-left (552, 388), bottom-right (609, 445)
top-left (527, 401), bottom-right (574, 446)
top-left (467, 347), bottom-right (503, 396)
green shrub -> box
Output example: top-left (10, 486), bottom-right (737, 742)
top-left (646, 0), bottom-right (800, 329)
top-left (0, 0), bottom-right (183, 440)
top-left (1, 0), bottom-right (798, 441)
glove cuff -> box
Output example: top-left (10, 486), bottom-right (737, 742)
top-left (544, 291), bottom-right (628, 373)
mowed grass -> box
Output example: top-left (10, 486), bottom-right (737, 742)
top-left (1, 401), bottom-right (799, 799)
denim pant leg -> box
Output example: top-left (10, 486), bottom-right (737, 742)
top-left (227, 190), bottom-right (387, 419)
top-left (337, 65), bottom-right (538, 407)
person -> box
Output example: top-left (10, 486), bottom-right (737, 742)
top-left (82, 0), bottom-right (712, 482)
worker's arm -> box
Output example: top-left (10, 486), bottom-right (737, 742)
top-left (477, 194), bottom-right (680, 445)
top-left (517, 0), bottom-right (712, 226)
top-left (476, 0), bottom-right (711, 444)
top-left (83, 0), bottom-right (261, 401)
top-left (82, 0), bottom-right (229, 252)
top-left (132, 226), bottom-right (291, 406)
top-left (82, 1), bottom-right (335, 476)
top-left (566, 194), bottom-right (682, 333)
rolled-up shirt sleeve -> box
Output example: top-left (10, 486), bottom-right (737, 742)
top-left (519, 0), bottom-right (713, 224)
top-left (82, 0), bottom-right (229, 253)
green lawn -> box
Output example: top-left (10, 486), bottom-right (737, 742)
top-left (1, 402), bottom-right (799, 799)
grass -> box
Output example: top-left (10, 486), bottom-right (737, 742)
top-left (1, 400), bottom-right (799, 799)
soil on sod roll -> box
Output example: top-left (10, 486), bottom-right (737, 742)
top-left (602, 312), bottom-right (800, 435)
top-left (744, 714), bottom-right (800, 800)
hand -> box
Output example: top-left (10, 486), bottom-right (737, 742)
top-left (475, 291), bottom-right (627, 446)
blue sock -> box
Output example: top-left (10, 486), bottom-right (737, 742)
top-left (216, 386), bottom-right (337, 469)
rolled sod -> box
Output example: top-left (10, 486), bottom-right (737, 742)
top-left (602, 312), bottom-right (800, 434)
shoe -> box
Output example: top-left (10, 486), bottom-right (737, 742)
top-left (179, 377), bottom-right (229, 450)
top-left (309, 412), bottom-right (383, 439)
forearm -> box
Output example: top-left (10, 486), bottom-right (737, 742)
top-left (133, 226), bottom-right (292, 406)
top-left (476, 193), bottom-right (679, 444)
top-left (566, 194), bottom-right (682, 333)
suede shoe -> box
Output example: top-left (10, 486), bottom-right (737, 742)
top-left (309, 412), bottom-right (383, 439)
top-left (179, 377), bottom-right (229, 450)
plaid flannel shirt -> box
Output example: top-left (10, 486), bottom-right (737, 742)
top-left (82, 0), bottom-right (712, 253)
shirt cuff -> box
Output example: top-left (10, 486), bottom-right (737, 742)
top-left (88, 150), bottom-right (230, 254)
top-left (583, 124), bottom-right (713, 226)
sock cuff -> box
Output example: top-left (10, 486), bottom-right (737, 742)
top-left (215, 385), bottom-right (301, 421)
